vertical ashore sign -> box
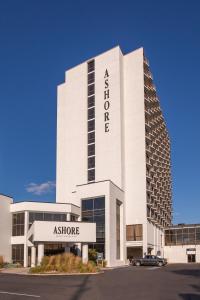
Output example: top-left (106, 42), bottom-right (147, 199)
top-left (104, 69), bottom-right (110, 132)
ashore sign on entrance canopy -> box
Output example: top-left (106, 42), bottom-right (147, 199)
top-left (28, 221), bottom-right (96, 243)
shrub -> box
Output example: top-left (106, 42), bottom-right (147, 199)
top-left (29, 253), bottom-right (99, 274)
top-left (88, 249), bottom-right (97, 263)
top-left (0, 256), bottom-right (4, 268)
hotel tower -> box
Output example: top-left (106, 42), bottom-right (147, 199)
top-left (56, 46), bottom-right (172, 265)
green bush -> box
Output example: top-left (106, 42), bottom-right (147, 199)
top-left (29, 253), bottom-right (99, 274)
top-left (88, 249), bottom-right (97, 263)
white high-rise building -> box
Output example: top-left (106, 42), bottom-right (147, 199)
top-left (56, 46), bottom-right (172, 265)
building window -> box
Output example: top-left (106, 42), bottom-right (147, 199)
top-left (88, 107), bottom-right (95, 120)
top-left (88, 131), bottom-right (95, 144)
top-left (70, 214), bottom-right (78, 222)
top-left (88, 84), bottom-right (95, 96)
top-left (12, 213), bottom-right (25, 236)
top-left (165, 226), bottom-right (200, 246)
top-left (88, 144), bottom-right (95, 156)
top-left (116, 200), bottom-right (121, 259)
top-left (12, 244), bottom-right (24, 265)
top-left (88, 72), bottom-right (95, 84)
top-left (126, 224), bottom-right (143, 241)
top-left (88, 95), bottom-right (95, 108)
top-left (29, 212), bottom-right (67, 228)
top-left (88, 60), bottom-right (95, 73)
top-left (82, 196), bottom-right (105, 257)
top-left (87, 60), bottom-right (95, 182)
top-left (88, 119), bottom-right (95, 132)
top-left (88, 169), bottom-right (95, 182)
top-left (88, 156), bottom-right (95, 169)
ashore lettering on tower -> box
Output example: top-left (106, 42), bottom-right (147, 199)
top-left (104, 69), bottom-right (110, 132)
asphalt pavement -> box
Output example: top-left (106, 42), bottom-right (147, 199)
top-left (0, 264), bottom-right (200, 300)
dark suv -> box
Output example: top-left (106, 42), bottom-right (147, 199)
top-left (132, 255), bottom-right (167, 267)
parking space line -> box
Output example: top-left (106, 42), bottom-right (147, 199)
top-left (147, 267), bottom-right (161, 270)
top-left (0, 291), bottom-right (40, 298)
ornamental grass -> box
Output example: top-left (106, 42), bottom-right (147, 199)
top-left (0, 256), bottom-right (3, 268)
top-left (30, 252), bottom-right (99, 274)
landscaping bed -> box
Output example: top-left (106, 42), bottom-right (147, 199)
top-left (29, 253), bottom-right (100, 274)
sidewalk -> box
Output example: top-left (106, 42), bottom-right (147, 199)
top-left (0, 268), bottom-right (30, 275)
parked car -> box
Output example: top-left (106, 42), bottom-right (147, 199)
top-left (132, 255), bottom-right (167, 267)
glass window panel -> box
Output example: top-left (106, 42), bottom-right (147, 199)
top-left (88, 84), bottom-right (95, 96)
top-left (88, 119), bottom-right (95, 132)
top-left (175, 229), bottom-right (183, 235)
top-left (183, 233), bottom-right (190, 244)
top-left (88, 107), bottom-right (95, 120)
top-left (82, 199), bottom-right (93, 211)
top-left (35, 213), bottom-right (44, 221)
top-left (88, 72), bottom-right (95, 84)
top-left (188, 234), bottom-right (195, 244)
top-left (88, 156), bottom-right (95, 169)
top-left (88, 143), bottom-right (95, 156)
top-left (88, 60), bottom-right (95, 73)
top-left (94, 215), bottom-right (105, 224)
top-left (176, 234), bottom-right (183, 245)
top-left (44, 213), bottom-right (53, 221)
top-left (88, 169), bottom-right (95, 181)
top-left (188, 228), bottom-right (195, 234)
top-left (94, 197), bottom-right (105, 210)
top-left (88, 131), bottom-right (95, 144)
top-left (88, 95), bottom-right (95, 108)
top-left (171, 234), bottom-right (176, 245)
top-left (196, 227), bottom-right (200, 233)
top-left (61, 214), bottom-right (67, 222)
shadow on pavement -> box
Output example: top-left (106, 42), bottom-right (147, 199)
top-left (171, 269), bottom-right (200, 278)
top-left (179, 294), bottom-right (200, 300)
top-left (70, 276), bottom-right (90, 300)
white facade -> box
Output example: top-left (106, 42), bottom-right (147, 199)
top-left (164, 245), bottom-right (200, 263)
top-left (0, 195), bottom-right (13, 262)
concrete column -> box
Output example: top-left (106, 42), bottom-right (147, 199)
top-left (24, 211), bottom-right (29, 267)
top-left (75, 243), bottom-right (82, 256)
top-left (65, 246), bottom-right (70, 253)
top-left (67, 213), bottom-right (71, 221)
top-left (82, 244), bottom-right (88, 264)
top-left (31, 246), bottom-right (36, 267)
top-left (38, 244), bottom-right (44, 265)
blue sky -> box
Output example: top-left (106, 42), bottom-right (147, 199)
top-left (0, 0), bottom-right (199, 224)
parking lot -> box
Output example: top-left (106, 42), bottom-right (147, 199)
top-left (0, 264), bottom-right (200, 300)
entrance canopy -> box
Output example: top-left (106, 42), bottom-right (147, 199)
top-left (28, 221), bottom-right (96, 243)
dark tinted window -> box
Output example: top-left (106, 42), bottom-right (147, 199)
top-left (94, 197), bottom-right (105, 210)
top-left (88, 144), bottom-right (95, 156)
top-left (88, 60), bottom-right (95, 73)
top-left (12, 213), bottom-right (25, 236)
top-left (88, 169), bottom-right (95, 181)
top-left (88, 95), bottom-right (95, 108)
top-left (88, 119), bottom-right (95, 132)
top-left (88, 84), bottom-right (95, 96)
top-left (88, 72), bottom-right (95, 84)
top-left (82, 199), bottom-right (93, 211)
top-left (88, 131), bottom-right (95, 144)
top-left (88, 156), bottom-right (95, 169)
top-left (88, 107), bottom-right (95, 120)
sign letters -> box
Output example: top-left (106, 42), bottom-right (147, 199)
top-left (53, 226), bottom-right (80, 236)
top-left (104, 69), bottom-right (110, 132)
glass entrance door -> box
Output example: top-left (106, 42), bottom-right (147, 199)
top-left (187, 254), bottom-right (196, 263)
